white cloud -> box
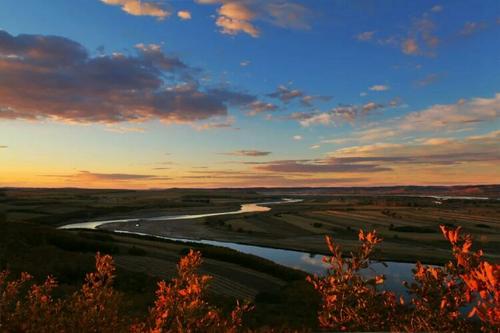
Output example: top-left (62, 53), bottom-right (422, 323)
top-left (369, 85), bottom-right (390, 91)
top-left (431, 5), bottom-right (443, 12)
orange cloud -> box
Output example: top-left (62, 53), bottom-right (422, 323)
top-left (177, 10), bottom-right (192, 20)
top-left (402, 38), bottom-right (419, 55)
top-left (101, 0), bottom-right (170, 19)
top-left (198, 0), bottom-right (311, 37)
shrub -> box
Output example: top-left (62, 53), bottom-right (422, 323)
top-left (306, 230), bottom-right (401, 331)
top-left (0, 250), bottom-right (251, 333)
top-left (0, 253), bottom-right (125, 332)
top-left (1, 226), bottom-right (498, 332)
top-left (131, 249), bottom-right (252, 332)
top-left (308, 226), bottom-right (499, 332)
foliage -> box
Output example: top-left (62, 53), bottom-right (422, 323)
top-left (131, 249), bottom-right (252, 333)
top-left (306, 230), bottom-right (401, 331)
top-left (308, 226), bottom-right (499, 332)
top-left (0, 253), bottom-right (124, 332)
top-left (1, 226), bottom-right (498, 332)
top-left (1, 250), bottom-right (251, 333)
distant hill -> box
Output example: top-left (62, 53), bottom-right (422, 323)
top-left (258, 185), bottom-right (500, 199)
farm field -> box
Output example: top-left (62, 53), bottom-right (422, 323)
top-left (1, 186), bottom-right (499, 328)
top-left (103, 193), bottom-right (500, 264)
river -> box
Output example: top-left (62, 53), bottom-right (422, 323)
top-left (59, 198), bottom-right (420, 294)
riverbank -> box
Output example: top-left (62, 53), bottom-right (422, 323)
top-left (57, 195), bottom-right (500, 266)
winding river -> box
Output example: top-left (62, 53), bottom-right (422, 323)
top-left (59, 198), bottom-right (419, 294)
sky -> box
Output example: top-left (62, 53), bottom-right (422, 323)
top-left (0, 0), bottom-right (499, 189)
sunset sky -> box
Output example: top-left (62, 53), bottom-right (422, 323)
top-left (0, 0), bottom-right (499, 188)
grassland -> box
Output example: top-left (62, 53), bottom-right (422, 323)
top-left (104, 194), bottom-right (500, 264)
top-left (1, 186), bottom-right (499, 328)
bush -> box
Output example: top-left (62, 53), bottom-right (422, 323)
top-left (308, 226), bottom-right (499, 332)
top-left (1, 227), bottom-right (498, 332)
top-left (0, 251), bottom-right (251, 333)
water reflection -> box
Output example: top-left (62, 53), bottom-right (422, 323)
top-left (114, 229), bottom-right (417, 295)
top-left (60, 197), bottom-right (419, 294)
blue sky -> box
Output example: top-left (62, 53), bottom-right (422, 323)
top-left (0, 0), bottom-right (499, 188)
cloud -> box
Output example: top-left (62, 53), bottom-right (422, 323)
top-left (369, 85), bottom-right (389, 91)
top-left (301, 95), bottom-right (332, 107)
top-left (362, 8), bottom-right (441, 57)
top-left (310, 144), bottom-right (320, 149)
top-left (349, 93), bottom-right (500, 141)
top-left (293, 112), bottom-right (332, 127)
top-left (292, 135), bottom-right (302, 140)
top-left (223, 149), bottom-right (271, 157)
top-left (268, 85), bottom-right (303, 103)
top-left (370, 11), bottom-right (440, 56)
top-left (292, 103), bottom-right (385, 127)
top-left (100, 0), bottom-right (170, 19)
top-left (0, 145), bottom-right (7, 148)
top-left (431, 5), bottom-right (443, 12)
top-left (408, 15), bottom-right (440, 55)
top-left (329, 132), bottom-right (500, 167)
top-left (45, 170), bottom-right (170, 181)
top-left (401, 94), bottom-right (500, 132)
top-left (180, 171), bottom-right (367, 186)
top-left (104, 125), bottom-right (146, 133)
top-left (240, 60), bottom-right (251, 66)
top-left (267, 85), bottom-right (330, 107)
top-left (194, 116), bottom-right (236, 130)
top-left (0, 31), bottom-right (258, 126)
top-left (356, 31), bottom-right (375, 41)
top-left (246, 100), bottom-right (278, 115)
top-left (216, 6), bottom-right (260, 37)
top-left (253, 159), bottom-right (391, 173)
top-left (415, 73), bottom-right (441, 87)
top-left (402, 38), bottom-right (419, 55)
top-left (388, 97), bottom-right (402, 107)
top-left (233, 132), bottom-right (499, 185)
top-left (362, 102), bottom-right (383, 112)
top-left (467, 130), bottom-right (500, 141)
top-left (459, 21), bottom-right (487, 36)
top-left (177, 10), bottom-right (192, 20)
top-left (198, 0), bottom-right (311, 37)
